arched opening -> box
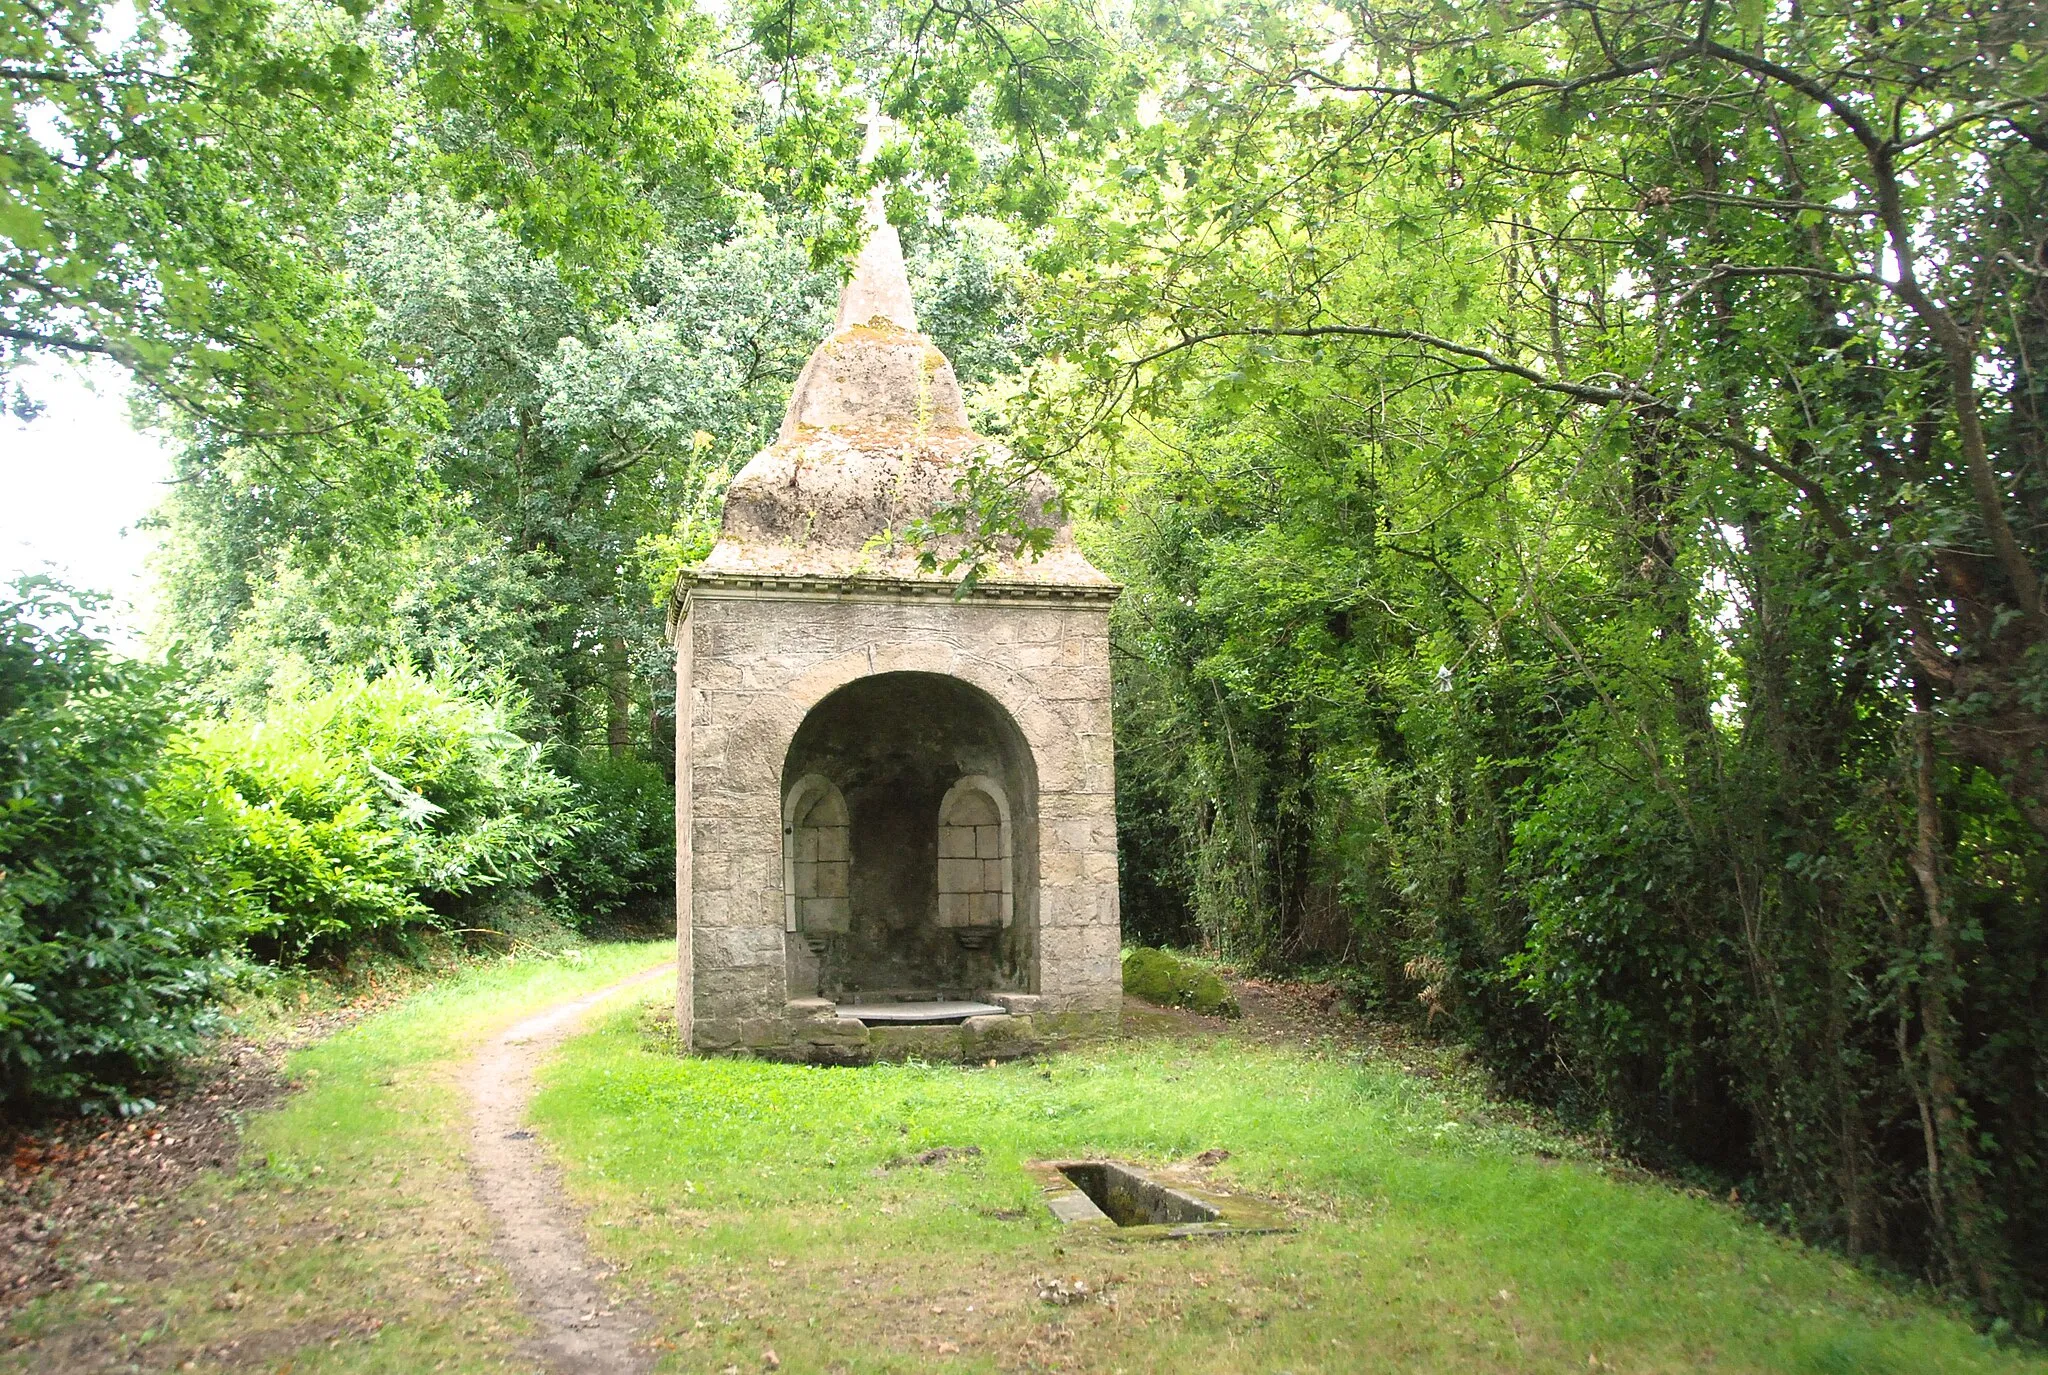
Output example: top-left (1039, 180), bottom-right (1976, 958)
top-left (783, 774), bottom-right (851, 947)
top-left (936, 775), bottom-right (1012, 945)
top-left (780, 672), bottom-right (1037, 1001)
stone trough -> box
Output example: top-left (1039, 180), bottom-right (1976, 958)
top-left (776, 994), bottom-right (1045, 1065)
top-left (1026, 1159), bottom-right (1293, 1240)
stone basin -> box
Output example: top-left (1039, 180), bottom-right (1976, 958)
top-left (837, 1000), bottom-right (1007, 1025)
top-left (1025, 1158), bottom-right (1295, 1240)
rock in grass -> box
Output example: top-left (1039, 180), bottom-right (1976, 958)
top-left (1121, 947), bottom-right (1241, 1017)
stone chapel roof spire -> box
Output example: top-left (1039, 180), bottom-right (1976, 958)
top-left (688, 110), bottom-right (1112, 593)
top-left (835, 111), bottom-right (920, 335)
top-left (834, 218), bottom-right (920, 335)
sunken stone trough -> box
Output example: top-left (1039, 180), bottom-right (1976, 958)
top-left (1027, 1160), bottom-right (1292, 1240)
top-left (668, 215), bottom-right (1122, 1064)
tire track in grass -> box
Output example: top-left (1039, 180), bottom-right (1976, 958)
top-left (467, 962), bottom-right (674, 1375)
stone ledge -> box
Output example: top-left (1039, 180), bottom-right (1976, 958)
top-left (673, 572), bottom-right (1119, 628)
top-left (688, 1009), bottom-right (1049, 1065)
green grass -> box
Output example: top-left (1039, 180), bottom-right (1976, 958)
top-left (2, 941), bottom-right (673, 1374)
top-left (534, 1006), bottom-right (2045, 1375)
top-left (8, 949), bottom-right (2037, 1374)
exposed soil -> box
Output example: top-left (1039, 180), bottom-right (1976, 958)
top-left (1120, 971), bottom-right (1430, 1056)
top-left (884, 1145), bottom-right (983, 1170)
top-left (0, 993), bottom-right (401, 1321)
top-left (465, 963), bottom-right (674, 1375)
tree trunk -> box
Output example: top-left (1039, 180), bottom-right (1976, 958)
top-left (607, 638), bottom-right (633, 760)
top-left (1905, 674), bottom-right (2002, 1303)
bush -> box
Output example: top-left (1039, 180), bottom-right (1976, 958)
top-left (1122, 946), bottom-right (1240, 1017)
top-left (171, 664), bottom-right (574, 959)
top-left (548, 754), bottom-right (674, 931)
top-left (0, 580), bottom-right (242, 1113)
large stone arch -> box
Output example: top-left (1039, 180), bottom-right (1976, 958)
top-left (777, 671), bottom-right (1039, 1002)
top-left (768, 640), bottom-right (1085, 795)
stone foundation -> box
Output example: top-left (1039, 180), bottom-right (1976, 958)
top-left (697, 995), bottom-right (1118, 1066)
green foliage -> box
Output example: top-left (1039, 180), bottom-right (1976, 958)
top-left (401, 0), bottom-right (745, 278)
top-left (1120, 946), bottom-right (1239, 1017)
top-left (172, 664), bottom-right (573, 959)
top-left (157, 198), bottom-right (854, 750)
top-left (1042, 0), bottom-right (2048, 1329)
top-left (742, 0), bottom-right (1139, 239)
top-left (0, 581), bottom-right (241, 1113)
top-left (548, 755), bottom-right (676, 930)
top-left (3, 0), bottom-right (747, 430)
top-left (2, 0), bottom-right (402, 433)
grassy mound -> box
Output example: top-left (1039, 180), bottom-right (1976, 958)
top-left (1121, 945), bottom-right (1241, 1017)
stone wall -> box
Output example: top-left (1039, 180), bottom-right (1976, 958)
top-left (674, 581), bottom-right (1120, 1058)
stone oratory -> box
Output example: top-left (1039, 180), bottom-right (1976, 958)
top-left (669, 213), bottom-right (1121, 1063)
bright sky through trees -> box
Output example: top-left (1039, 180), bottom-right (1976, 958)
top-left (0, 358), bottom-right (170, 622)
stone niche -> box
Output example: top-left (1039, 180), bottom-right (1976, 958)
top-left (782, 672), bottom-right (1033, 1000)
top-left (669, 217), bottom-right (1121, 1064)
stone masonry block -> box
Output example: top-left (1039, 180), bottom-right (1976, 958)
top-left (694, 962), bottom-right (780, 996)
top-left (696, 926), bottom-right (785, 969)
top-left (961, 1014), bottom-right (1038, 1060)
top-left (803, 1016), bottom-right (871, 1048)
top-left (740, 1017), bottom-right (790, 1048)
top-left (693, 1019), bottom-right (741, 1051)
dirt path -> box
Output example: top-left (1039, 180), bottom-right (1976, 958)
top-left (467, 962), bottom-right (674, 1375)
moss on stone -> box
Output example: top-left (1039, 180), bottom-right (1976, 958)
top-left (1121, 946), bottom-right (1240, 1018)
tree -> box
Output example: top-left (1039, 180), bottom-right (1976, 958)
top-left (1023, 0), bottom-right (2048, 1324)
top-left (0, 580), bottom-right (241, 1112)
top-left (3, 0), bottom-right (743, 450)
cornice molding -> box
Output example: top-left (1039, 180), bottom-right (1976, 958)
top-left (668, 570), bottom-right (1119, 635)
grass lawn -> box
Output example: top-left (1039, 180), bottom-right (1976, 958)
top-left (534, 997), bottom-right (2045, 1375)
top-left (1, 941), bottom-right (673, 1374)
top-left (6, 948), bottom-right (2038, 1375)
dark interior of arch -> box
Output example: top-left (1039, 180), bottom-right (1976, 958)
top-left (781, 671), bottom-right (1038, 1001)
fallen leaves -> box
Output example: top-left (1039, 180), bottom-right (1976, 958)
top-left (0, 985), bottom-right (410, 1335)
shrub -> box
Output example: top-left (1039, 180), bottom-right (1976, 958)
top-left (1121, 946), bottom-right (1240, 1017)
top-left (0, 580), bottom-right (242, 1113)
top-left (548, 754), bottom-right (674, 931)
top-left (173, 664), bottom-right (574, 958)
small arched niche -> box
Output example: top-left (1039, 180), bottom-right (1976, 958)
top-left (936, 775), bottom-right (1012, 947)
top-left (783, 774), bottom-right (851, 949)
top-left (780, 672), bottom-right (1037, 1001)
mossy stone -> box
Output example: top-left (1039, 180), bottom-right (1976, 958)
top-left (1121, 947), bottom-right (1241, 1018)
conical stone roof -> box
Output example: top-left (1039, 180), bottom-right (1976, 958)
top-left (695, 221), bottom-right (1112, 591)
